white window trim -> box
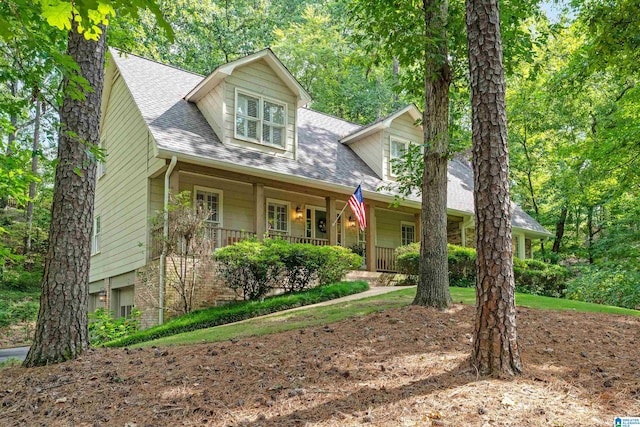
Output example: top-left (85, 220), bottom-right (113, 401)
top-left (266, 198), bottom-right (290, 233)
top-left (193, 185), bottom-right (224, 227)
top-left (91, 214), bottom-right (101, 255)
top-left (401, 221), bottom-right (415, 246)
top-left (389, 136), bottom-right (411, 178)
top-left (234, 88), bottom-right (287, 149)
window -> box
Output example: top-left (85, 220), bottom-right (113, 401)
top-left (401, 222), bottom-right (415, 246)
top-left (194, 186), bottom-right (223, 226)
top-left (97, 139), bottom-right (106, 179)
top-left (390, 138), bottom-right (410, 177)
top-left (267, 199), bottom-right (289, 233)
top-left (91, 215), bottom-right (101, 255)
top-left (235, 90), bottom-right (286, 148)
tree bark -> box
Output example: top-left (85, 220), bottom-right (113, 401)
top-left (23, 23), bottom-right (107, 367)
top-left (466, 0), bottom-right (522, 376)
top-left (551, 205), bottom-right (568, 253)
top-left (413, 0), bottom-right (452, 308)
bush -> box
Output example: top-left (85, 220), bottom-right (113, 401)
top-left (215, 239), bottom-right (361, 298)
top-left (394, 243), bottom-right (569, 294)
top-left (0, 268), bottom-right (42, 291)
top-left (513, 258), bottom-right (569, 297)
top-left (104, 281), bottom-right (369, 348)
top-left (566, 266), bottom-right (640, 309)
top-left (88, 308), bottom-right (141, 345)
top-left (0, 298), bottom-right (39, 327)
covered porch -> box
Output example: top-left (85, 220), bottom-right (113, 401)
top-left (147, 162), bottom-right (460, 273)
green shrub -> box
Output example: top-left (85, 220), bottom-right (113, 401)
top-left (0, 298), bottom-right (39, 327)
top-left (104, 281), bottom-right (369, 348)
top-left (513, 258), bottom-right (569, 297)
top-left (566, 266), bottom-right (640, 309)
top-left (394, 243), bottom-right (476, 287)
top-left (214, 239), bottom-right (282, 300)
top-left (215, 239), bottom-right (361, 298)
top-left (0, 268), bottom-right (42, 291)
top-left (88, 308), bottom-right (141, 345)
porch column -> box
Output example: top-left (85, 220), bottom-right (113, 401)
top-left (254, 183), bottom-right (265, 240)
top-left (326, 196), bottom-right (337, 246)
top-left (414, 212), bottom-right (421, 243)
top-left (365, 204), bottom-right (376, 272)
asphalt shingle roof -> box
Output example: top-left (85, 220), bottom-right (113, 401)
top-left (109, 48), bottom-right (550, 236)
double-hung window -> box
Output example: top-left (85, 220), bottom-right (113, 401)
top-left (401, 222), bottom-right (415, 246)
top-left (194, 186), bottom-right (223, 226)
top-left (267, 200), bottom-right (289, 233)
top-left (235, 90), bottom-right (286, 148)
top-left (390, 138), bottom-right (410, 177)
top-left (91, 215), bottom-right (101, 255)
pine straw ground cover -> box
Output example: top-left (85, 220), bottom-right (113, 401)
top-left (1, 303), bottom-right (639, 426)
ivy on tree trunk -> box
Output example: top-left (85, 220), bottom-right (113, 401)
top-left (23, 22), bottom-right (107, 367)
top-left (466, 0), bottom-right (522, 377)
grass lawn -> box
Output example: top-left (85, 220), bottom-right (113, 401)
top-left (143, 286), bottom-right (640, 347)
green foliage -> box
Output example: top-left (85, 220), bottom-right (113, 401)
top-left (215, 239), bottom-right (361, 299)
top-left (0, 295), bottom-right (39, 327)
top-left (103, 281), bottom-right (369, 348)
top-left (0, 267), bottom-right (42, 291)
top-left (88, 308), bottom-right (141, 346)
top-left (513, 258), bottom-right (570, 297)
top-left (566, 266), bottom-right (640, 310)
top-left (394, 243), bottom-right (570, 295)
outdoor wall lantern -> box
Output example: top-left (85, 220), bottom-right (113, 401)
top-left (98, 290), bottom-right (107, 302)
top-left (295, 206), bottom-right (304, 221)
top-left (348, 216), bottom-right (357, 229)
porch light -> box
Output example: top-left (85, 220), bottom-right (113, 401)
top-left (348, 216), bottom-right (357, 229)
top-left (98, 290), bottom-right (107, 302)
top-left (295, 206), bottom-right (304, 221)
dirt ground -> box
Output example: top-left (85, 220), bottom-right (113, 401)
top-left (1, 303), bottom-right (638, 426)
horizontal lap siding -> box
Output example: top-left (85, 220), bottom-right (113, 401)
top-left (375, 209), bottom-right (415, 248)
top-left (179, 173), bottom-right (254, 231)
top-left (349, 133), bottom-right (383, 178)
top-left (197, 83), bottom-right (224, 140)
top-left (222, 60), bottom-right (296, 159)
top-left (383, 113), bottom-right (423, 180)
top-left (90, 74), bottom-right (152, 281)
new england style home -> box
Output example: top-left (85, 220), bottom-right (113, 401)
top-left (89, 48), bottom-right (551, 327)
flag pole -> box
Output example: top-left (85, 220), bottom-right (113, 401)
top-left (332, 180), bottom-right (363, 227)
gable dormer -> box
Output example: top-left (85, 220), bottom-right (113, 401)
top-left (341, 105), bottom-right (422, 181)
top-left (185, 49), bottom-right (311, 160)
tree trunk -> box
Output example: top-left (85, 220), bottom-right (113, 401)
top-left (551, 205), bottom-right (568, 253)
top-left (25, 97), bottom-right (41, 253)
top-left (23, 23), bottom-right (107, 367)
top-left (413, 0), bottom-right (452, 308)
top-left (466, 0), bottom-right (522, 377)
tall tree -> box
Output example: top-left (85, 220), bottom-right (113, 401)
top-left (467, 0), bottom-right (522, 376)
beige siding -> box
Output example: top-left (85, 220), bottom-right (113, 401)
top-left (222, 59), bottom-right (297, 159)
top-left (149, 176), bottom-right (164, 217)
top-left (90, 71), bottom-right (154, 282)
top-left (349, 132), bottom-right (383, 178)
top-left (382, 113), bottom-right (423, 180)
top-left (375, 208), bottom-right (415, 248)
top-left (196, 81), bottom-right (225, 140)
top-left (179, 173), bottom-right (255, 231)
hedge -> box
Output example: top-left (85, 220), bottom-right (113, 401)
top-left (103, 280), bottom-right (369, 348)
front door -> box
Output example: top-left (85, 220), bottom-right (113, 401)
top-left (306, 207), bottom-right (327, 239)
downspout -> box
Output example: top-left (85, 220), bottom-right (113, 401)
top-left (159, 156), bottom-right (177, 325)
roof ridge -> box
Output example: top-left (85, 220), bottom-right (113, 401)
top-left (299, 107), bottom-right (362, 127)
top-left (109, 47), bottom-right (206, 78)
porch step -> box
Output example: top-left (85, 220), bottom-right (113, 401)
top-left (345, 270), bottom-right (404, 287)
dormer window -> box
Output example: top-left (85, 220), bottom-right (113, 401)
top-left (390, 137), bottom-right (410, 177)
top-left (235, 89), bottom-right (286, 148)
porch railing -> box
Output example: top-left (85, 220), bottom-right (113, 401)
top-left (376, 246), bottom-right (397, 272)
top-left (269, 232), bottom-right (329, 246)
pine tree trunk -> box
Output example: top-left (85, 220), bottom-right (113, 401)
top-left (23, 24), bottom-right (107, 367)
top-left (466, 0), bottom-right (522, 377)
top-left (413, 0), bottom-right (452, 308)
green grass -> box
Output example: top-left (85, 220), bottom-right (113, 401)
top-left (141, 286), bottom-right (640, 347)
top-left (0, 358), bottom-right (22, 370)
top-left (104, 281), bottom-right (369, 348)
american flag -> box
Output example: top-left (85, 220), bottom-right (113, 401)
top-left (348, 185), bottom-right (366, 231)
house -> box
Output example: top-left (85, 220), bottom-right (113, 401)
top-left (89, 48), bottom-right (551, 327)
